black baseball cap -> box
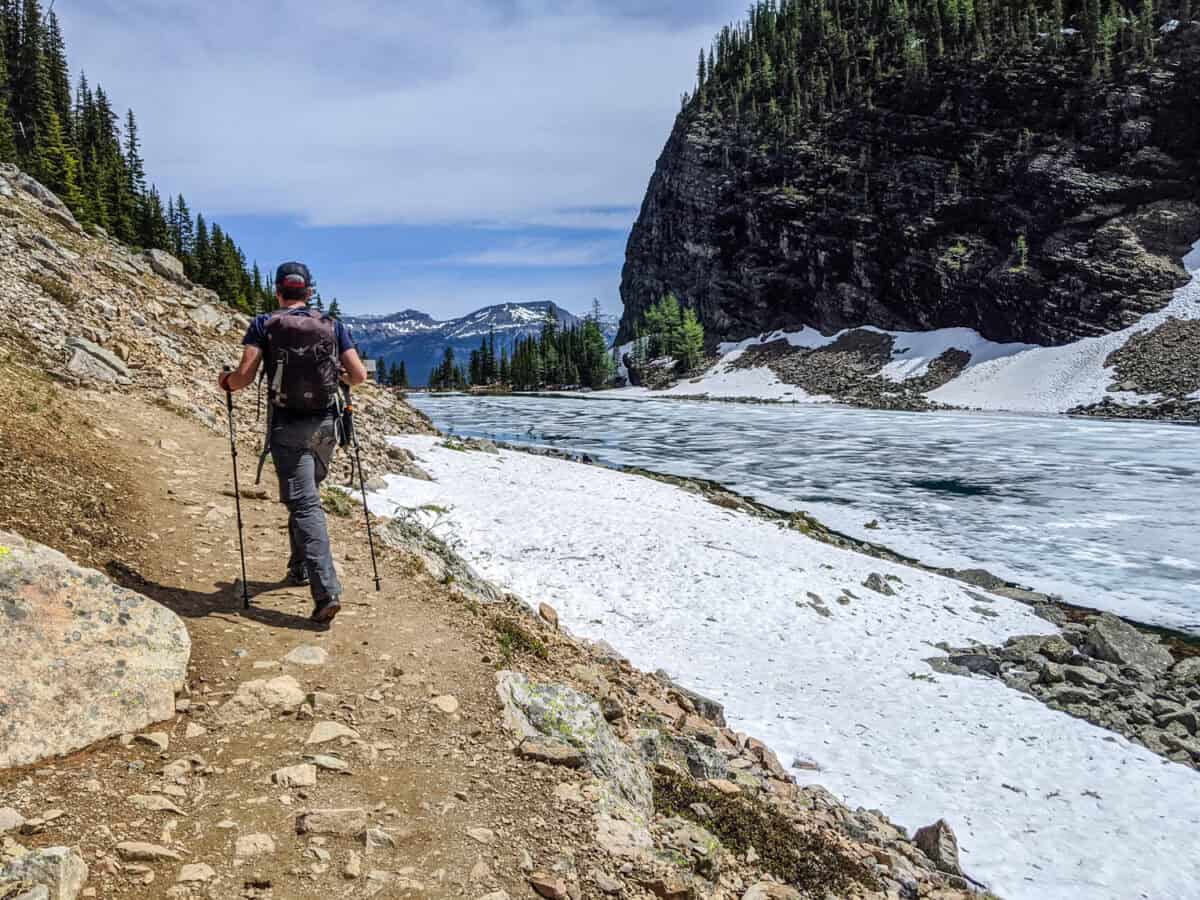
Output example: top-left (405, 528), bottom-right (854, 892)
top-left (275, 261), bottom-right (314, 291)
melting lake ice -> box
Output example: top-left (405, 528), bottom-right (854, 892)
top-left (407, 394), bottom-right (1200, 633)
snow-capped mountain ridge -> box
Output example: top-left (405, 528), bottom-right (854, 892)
top-left (343, 301), bottom-right (618, 385)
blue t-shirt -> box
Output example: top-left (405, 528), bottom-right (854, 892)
top-left (242, 308), bottom-right (355, 356)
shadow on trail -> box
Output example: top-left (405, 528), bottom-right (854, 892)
top-left (105, 561), bottom-right (323, 632)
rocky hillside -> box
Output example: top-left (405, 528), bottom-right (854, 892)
top-left (619, 21), bottom-right (1200, 350)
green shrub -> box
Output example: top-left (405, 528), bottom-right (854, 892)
top-left (653, 769), bottom-right (879, 897)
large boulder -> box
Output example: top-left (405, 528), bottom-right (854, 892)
top-left (142, 249), bottom-right (189, 287)
top-left (1085, 614), bottom-right (1174, 677)
top-left (497, 671), bottom-right (652, 814)
top-left (913, 819), bottom-right (962, 876)
top-left (0, 532), bottom-right (190, 769)
top-left (65, 337), bottom-right (130, 385)
top-left (0, 846), bottom-right (89, 899)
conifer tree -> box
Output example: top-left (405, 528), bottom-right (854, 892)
top-left (0, 15), bottom-right (16, 163)
top-left (398, 360), bottom-right (409, 389)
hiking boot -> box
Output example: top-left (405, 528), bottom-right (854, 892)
top-left (311, 596), bottom-right (341, 626)
top-left (287, 566), bottom-right (310, 587)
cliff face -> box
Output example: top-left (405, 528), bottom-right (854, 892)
top-left (619, 26), bottom-right (1200, 347)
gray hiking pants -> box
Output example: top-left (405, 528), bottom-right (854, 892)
top-left (270, 412), bottom-right (342, 605)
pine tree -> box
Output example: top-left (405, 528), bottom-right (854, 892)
top-left (398, 361), bottom-right (409, 389)
top-left (327, 298), bottom-right (341, 319)
top-left (123, 109), bottom-right (144, 196)
top-left (37, 107), bottom-right (82, 211)
top-left (43, 10), bottom-right (69, 136)
top-left (12, 0), bottom-right (45, 167)
top-left (677, 308), bottom-right (706, 372)
top-left (0, 14), bottom-right (16, 163)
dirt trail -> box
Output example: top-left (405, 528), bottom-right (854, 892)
top-left (0, 386), bottom-right (588, 899)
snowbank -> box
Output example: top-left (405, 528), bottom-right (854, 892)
top-left (371, 438), bottom-right (1200, 900)
top-left (612, 242), bottom-right (1200, 413)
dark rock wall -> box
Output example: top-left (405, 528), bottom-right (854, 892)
top-left (619, 28), bottom-right (1200, 347)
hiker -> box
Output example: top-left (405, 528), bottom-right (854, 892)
top-left (218, 262), bottom-right (368, 625)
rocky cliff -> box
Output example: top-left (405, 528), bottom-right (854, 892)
top-left (619, 25), bottom-right (1200, 348)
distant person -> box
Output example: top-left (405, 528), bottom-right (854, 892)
top-left (218, 262), bottom-right (368, 626)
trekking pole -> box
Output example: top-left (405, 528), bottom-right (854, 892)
top-left (344, 390), bottom-right (383, 592)
top-left (223, 367), bottom-right (252, 610)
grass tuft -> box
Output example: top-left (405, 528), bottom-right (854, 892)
top-left (652, 769), bottom-right (879, 898)
top-left (493, 615), bottom-right (549, 665)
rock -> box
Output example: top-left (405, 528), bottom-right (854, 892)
top-left (477, 893), bottom-right (511, 900)
top-left (296, 808), bottom-right (367, 836)
top-left (1046, 684), bottom-right (1100, 706)
top-left (0, 531), bottom-right (190, 769)
top-left (186, 304), bottom-right (227, 330)
top-left (946, 653), bottom-right (1000, 676)
top-left (360, 827), bottom-right (396, 850)
top-left (176, 863), bottom-right (215, 884)
top-left (652, 674), bottom-right (726, 727)
top-left (234, 834), bottom-right (275, 858)
top-left (431, 695), bottom-right (460, 715)
top-left (364, 476), bottom-right (388, 492)
top-left (117, 842), bottom-right (181, 862)
top-left (1170, 658), bottom-right (1200, 684)
top-left (0, 808), bottom-right (26, 833)
top-left (862, 572), bottom-right (896, 595)
top-left (640, 875), bottom-right (692, 900)
top-left (304, 721), bottom-right (359, 745)
top-left (538, 603), bottom-right (559, 629)
top-left (518, 737), bottom-right (585, 768)
top-left (306, 754), bottom-right (350, 772)
top-left (0, 847), bottom-right (88, 900)
top-left (215, 675), bottom-right (306, 725)
top-left (742, 885), bottom-right (802, 900)
top-left (343, 850), bottom-right (362, 879)
top-left (528, 873), bottom-right (568, 900)
top-left (1085, 614), bottom-right (1174, 677)
top-left (184, 723), bottom-right (207, 739)
top-left (594, 813), bottom-right (654, 861)
top-left (592, 871), bottom-right (623, 895)
top-left (272, 764), bottom-right (318, 788)
top-left (913, 819), bottom-right (962, 876)
top-left (660, 817), bottom-right (722, 875)
top-left (1063, 665), bottom-right (1109, 687)
top-left (1038, 635), bottom-right (1077, 664)
top-left (466, 828), bottom-right (495, 845)
top-left (497, 672), bottom-right (652, 814)
top-left (143, 249), bottom-right (189, 286)
top-left (135, 732), bottom-right (170, 752)
top-left (284, 646), bottom-right (328, 667)
top-left (128, 795), bottom-right (185, 815)
top-left (635, 730), bottom-right (727, 781)
top-left (64, 337), bottom-right (131, 385)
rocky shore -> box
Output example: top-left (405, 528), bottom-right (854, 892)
top-left (933, 613), bottom-right (1200, 770)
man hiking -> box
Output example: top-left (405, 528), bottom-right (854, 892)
top-left (218, 262), bottom-right (368, 626)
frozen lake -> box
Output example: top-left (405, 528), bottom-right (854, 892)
top-left (407, 394), bottom-right (1200, 633)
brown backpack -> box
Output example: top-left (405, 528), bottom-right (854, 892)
top-left (265, 309), bottom-right (340, 412)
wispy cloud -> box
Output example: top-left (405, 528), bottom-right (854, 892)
top-left (445, 238), bottom-right (623, 268)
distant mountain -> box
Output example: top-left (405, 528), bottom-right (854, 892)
top-left (343, 301), bottom-right (619, 386)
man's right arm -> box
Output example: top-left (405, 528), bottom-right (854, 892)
top-left (340, 349), bottom-right (368, 386)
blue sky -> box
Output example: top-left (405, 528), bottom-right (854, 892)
top-left (57, 0), bottom-right (743, 319)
